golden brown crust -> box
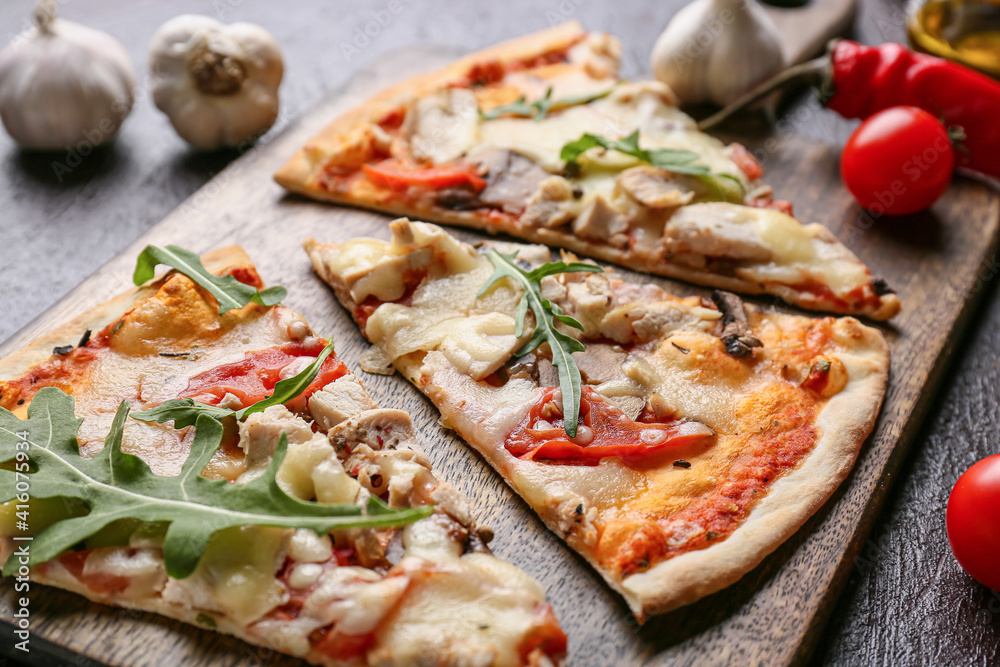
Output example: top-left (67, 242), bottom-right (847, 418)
top-left (301, 198), bottom-right (901, 320)
top-left (621, 317), bottom-right (890, 619)
top-left (0, 246), bottom-right (252, 383)
top-left (305, 228), bottom-right (891, 621)
top-left (274, 21), bottom-right (586, 192)
top-left (276, 23), bottom-right (899, 322)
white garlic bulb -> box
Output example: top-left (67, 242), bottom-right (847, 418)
top-left (651, 0), bottom-right (786, 106)
top-left (148, 15), bottom-right (283, 150)
top-left (0, 0), bottom-right (135, 150)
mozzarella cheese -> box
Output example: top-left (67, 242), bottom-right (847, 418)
top-left (0, 255), bottom-right (560, 666)
top-left (307, 223), bottom-right (887, 618)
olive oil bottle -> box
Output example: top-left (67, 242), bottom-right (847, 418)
top-left (909, 0), bottom-right (1000, 78)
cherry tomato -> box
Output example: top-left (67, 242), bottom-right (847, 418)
top-left (946, 453), bottom-right (1000, 591)
top-left (841, 106), bottom-right (954, 215)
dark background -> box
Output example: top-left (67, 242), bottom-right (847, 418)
top-left (1, 1), bottom-right (999, 665)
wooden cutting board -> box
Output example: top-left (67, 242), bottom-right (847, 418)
top-left (2, 42), bottom-right (999, 667)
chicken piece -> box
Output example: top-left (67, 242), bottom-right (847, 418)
top-left (309, 374), bottom-right (378, 432)
top-left (563, 274), bottom-right (616, 333)
top-left (572, 194), bottom-right (629, 246)
top-left (520, 175), bottom-right (581, 228)
top-left (567, 32), bottom-right (622, 80)
top-left (238, 405), bottom-right (315, 474)
top-left (405, 88), bottom-right (479, 164)
top-left (663, 203), bottom-right (773, 262)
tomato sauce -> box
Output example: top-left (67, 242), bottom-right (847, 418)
top-left (0, 338), bottom-right (106, 411)
top-left (180, 341), bottom-right (348, 413)
top-left (49, 549), bottom-right (133, 596)
top-left (604, 396), bottom-right (818, 577)
top-left (504, 387), bottom-right (713, 466)
top-left (517, 602), bottom-right (568, 662)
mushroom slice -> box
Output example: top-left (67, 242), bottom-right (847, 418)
top-left (328, 409), bottom-right (415, 453)
top-left (468, 147), bottom-right (551, 214)
top-left (711, 290), bottom-right (762, 358)
top-left (616, 165), bottom-right (697, 208)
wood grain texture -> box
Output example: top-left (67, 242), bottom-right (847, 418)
top-left (1, 35), bottom-right (999, 666)
top-left (766, 0), bottom-right (857, 64)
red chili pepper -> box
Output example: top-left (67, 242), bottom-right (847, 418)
top-left (700, 40), bottom-right (1000, 182)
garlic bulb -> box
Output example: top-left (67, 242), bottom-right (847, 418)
top-left (148, 15), bottom-right (283, 150)
top-left (0, 0), bottom-right (135, 150)
top-left (651, 0), bottom-right (786, 106)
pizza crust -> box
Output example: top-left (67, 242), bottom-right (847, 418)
top-left (620, 317), bottom-right (889, 620)
top-left (274, 21), bottom-right (587, 194)
top-left (0, 246), bottom-right (253, 382)
top-left (308, 201), bottom-right (901, 319)
top-left (306, 224), bottom-right (892, 622)
top-left (277, 23), bottom-right (900, 322)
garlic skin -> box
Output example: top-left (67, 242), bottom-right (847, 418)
top-left (0, 9), bottom-right (135, 150)
top-left (149, 15), bottom-right (284, 150)
top-left (651, 0), bottom-right (786, 107)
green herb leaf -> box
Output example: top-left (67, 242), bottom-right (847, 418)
top-left (559, 130), bottom-right (748, 198)
top-left (560, 130), bottom-right (709, 175)
top-left (479, 86), bottom-right (615, 122)
top-left (133, 245), bottom-right (287, 315)
top-left (477, 251), bottom-right (601, 437)
top-left (130, 399), bottom-right (234, 430)
top-left (0, 388), bottom-right (431, 579)
top-left (133, 341), bottom-right (336, 428)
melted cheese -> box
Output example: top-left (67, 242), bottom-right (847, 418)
top-left (475, 80), bottom-right (744, 184)
top-left (1, 248), bottom-right (565, 665)
top-left (372, 520), bottom-right (547, 667)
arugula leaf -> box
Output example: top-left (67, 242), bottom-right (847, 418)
top-left (130, 400), bottom-right (234, 430)
top-left (132, 341), bottom-right (336, 428)
top-left (478, 251), bottom-right (602, 437)
top-left (0, 388), bottom-right (431, 579)
top-left (560, 130), bottom-right (747, 201)
top-left (479, 86), bottom-right (615, 122)
top-left (133, 245), bottom-right (287, 315)
top-left (560, 130), bottom-right (710, 175)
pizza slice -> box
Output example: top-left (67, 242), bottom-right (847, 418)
top-left (0, 245), bottom-right (566, 666)
top-left (276, 21), bottom-right (900, 321)
top-left (306, 219), bottom-right (890, 620)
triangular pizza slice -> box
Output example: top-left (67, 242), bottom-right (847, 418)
top-left (306, 219), bottom-right (889, 620)
top-left (277, 22), bottom-right (900, 320)
top-left (0, 245), bottom-right (566, 666)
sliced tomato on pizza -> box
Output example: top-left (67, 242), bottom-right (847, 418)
top-left (0, 245), bottom-right (566, 666)
top-left (277, 22), bottom-right (900, 321)
top-left (306, 219), bottom-right (890, 620)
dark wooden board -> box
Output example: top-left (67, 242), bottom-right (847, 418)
top-left (1, 45), bottom-right (999, 667)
